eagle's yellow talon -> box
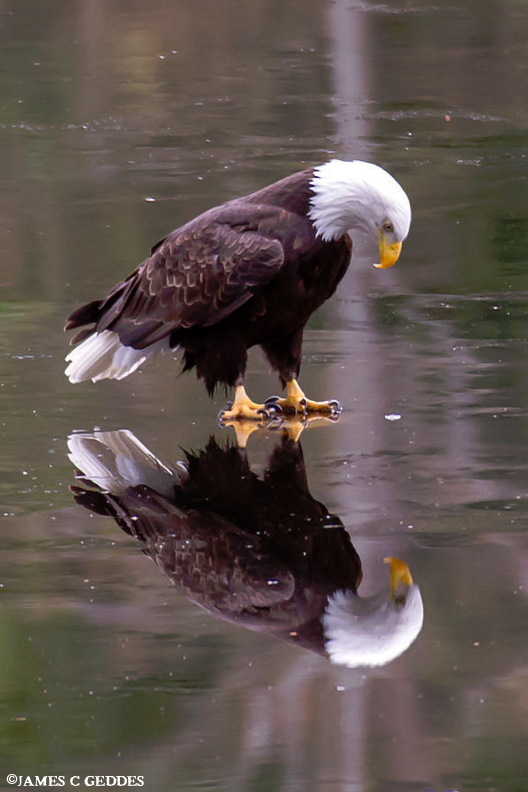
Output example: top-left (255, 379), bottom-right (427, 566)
top-left (218, 385), bottom-right (269, 422)
top-left (264, 379), bottom-right (342, 417)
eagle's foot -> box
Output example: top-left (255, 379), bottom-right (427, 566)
top-left (304, 397), bottom-right (342, 416)
top-left (218, 401), bottom-right (269, 422)
top-left (218, 384), bottom-right (273, 423)
top-left (265, 379), bottom-right (342, 418)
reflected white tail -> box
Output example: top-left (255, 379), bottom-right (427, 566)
top-left (68, 429), bottom-right (176, 495)
top-left (65, 330), bottom-right (171, 383)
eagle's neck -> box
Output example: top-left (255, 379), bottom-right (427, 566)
top-left (248, 168), bottom-right (316, 218)
top-left (308, 160), bottom-right (377, 242)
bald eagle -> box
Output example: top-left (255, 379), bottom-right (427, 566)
top-left (68, 429), bottom-right (423, 668)
top-left (65, 160), bottom-right (411, 419)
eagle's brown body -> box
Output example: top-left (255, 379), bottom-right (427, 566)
top-left (65, 169), bottom-right (352, 394)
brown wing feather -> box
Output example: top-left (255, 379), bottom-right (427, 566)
top-left (142, 217), bottom-right (285, 328)
top-left (67, 202), bottom-right (288, 348)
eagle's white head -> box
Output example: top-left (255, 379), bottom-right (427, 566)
top-left (309, 159), bottom-right (412, 268)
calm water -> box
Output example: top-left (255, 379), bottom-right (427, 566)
top-left (1, 0), bottom-right (528, 790)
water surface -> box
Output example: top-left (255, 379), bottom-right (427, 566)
top-left (1, 1), bottom-right (528, 790)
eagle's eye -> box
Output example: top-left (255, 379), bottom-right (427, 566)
top-left (382, 220), bottom-right (394, 234)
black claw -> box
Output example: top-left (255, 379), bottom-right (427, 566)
top-left (256, 407), bottom-right (271, 420)
top-left (264, 395), bottom-right (281, 405)
top-left (267, 402), bottom-right (284, 417)
top-left (328, 399), bottom-right (342, 414)
top-left (218, 401), bottom-right (235, 423)
top-left (298, 398), bottom-right (308, 416)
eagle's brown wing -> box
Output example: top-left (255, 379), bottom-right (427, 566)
top-left (65, 202), bottom-right (288, 349)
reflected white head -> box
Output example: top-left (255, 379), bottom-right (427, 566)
top-left (323, 556), bottom-right (424, 668)
top-left (309, 159), bottom-right (412, 268)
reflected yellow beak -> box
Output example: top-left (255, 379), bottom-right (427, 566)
top-left (374, 231), bottom-right (402, 269)
top-left (384, 556), bottom-right (413, 601)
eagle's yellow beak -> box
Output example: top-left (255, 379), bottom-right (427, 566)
top-left (374, 230), bottom-right (402, 269)
top-left (384, 556), bottom-right (413, 601)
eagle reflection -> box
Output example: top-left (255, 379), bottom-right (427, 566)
top-left (68, 430), bottom-right (423, 668)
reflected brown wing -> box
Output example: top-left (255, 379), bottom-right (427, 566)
top-left (86, 205), bottom-right (287, 348)
top-left (70, 484), bottom-right (296, 613)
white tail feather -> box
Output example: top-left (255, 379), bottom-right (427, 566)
top-left (65, 330), bottom-right (171, 383)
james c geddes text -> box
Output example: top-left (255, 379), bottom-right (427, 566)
top-left (6, 776), bottom-right (145, 787)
